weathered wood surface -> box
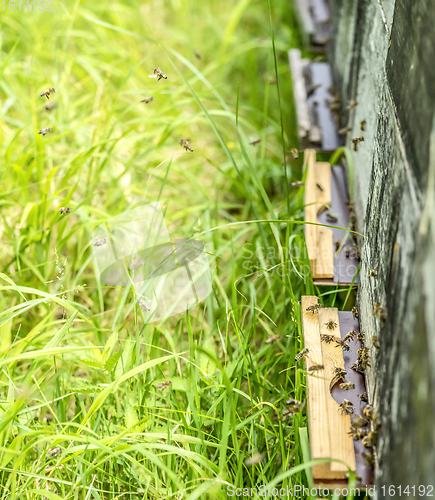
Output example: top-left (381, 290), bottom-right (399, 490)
top-left (329, 0), bottom-right (435, 491)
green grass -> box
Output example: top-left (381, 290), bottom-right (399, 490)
top-left (0, 1), bottom-right (358, 498)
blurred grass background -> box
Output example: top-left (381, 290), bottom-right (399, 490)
top-left (0, 0), bottom-right (353, 498)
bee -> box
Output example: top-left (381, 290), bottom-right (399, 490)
top-left (38, 127), bottom-right (52, 136)
top-left (179, 138), bottom-right (193, 152)
top-left (357, 331), bottom-right (365, 344)
top-left (362, 405), bottom-right (378, 421)
top-left (47, 447), bottom-right (62, 458)
top-left (316, 183), bottom-right (324, 192)
top-left (369, 269), bottom-right (378, 278)
top-left (194, 50), bottom-right (201, 60)
top-left (45, 102), bottom-right (57, 111)
top-left (338, 126), bottom-right (351, 135)
top-left (373, 302), bottom-right (388, 322)
top-left (156, 381), bottom-right (172, 389)
top-left (338, 399), bottom-right (354, 415)
top-left (345, 247), bottom-right (351, 258)
top-left (334, 367), bottom-right (347, 378)
top-left (335, 340), bottom-right (350, 351)
top-left (268, 76), bottom-right (277, 84)
top-left (339, 382), bottom-right (355, 391)
top-left (349, 427), bottom-right (368, 441)
top-left (352, 361), bottom-right (364, 373)
top-left (352, 136), bottom-right (364, 151)
top-left (352, 245), bottom-right (361, 259)
top-left (334, 240), bottom-right (341, 251)
top-left (326, 213), bottom-right (338, 223)
top-left (250, 138), bottom-right (261, 145)
top-left (290, 148), bottom-right (299, 159)
top-left (358, 346), bottom-right (370, 363)
top-left (93, 238), bottom-right (107, 247)
top-left (58, 207), bottom-right (70, 215)
top-left (244, 453), bottom-right (264, 466)
top-left (320, 334), bottom-right (334, 343)
top-left (372, 336), bottom-right (380, 348)
top-left (285, 398), bottom-right (302, 407)
top-left (360, 119), bottom-right (367, 131)
top-left (308, 364), bottom-right (324, 372)
top-left (266, 334), bottom-right (281, 345)
top-left (352, 306), bottom-right (359, 319)
top-left (325, 320), bottom-right (337, 330)
top-left (351, 415), bottom-right (369, 429)
top-left (343, 330), bottom-right (357, 342)
top-left (149, 68), bottom-right (167, 80)
top-left (295, 348), bottom-right (309, 361)
top-left (140, 97), bottom-right (154, 104)
top-left (306, 303), bottom-right (322, 314)
top-left (283, 407), bottom-right (300, 417)
top-left (346, 100), bottom-right (358, 110)
top-left (41, 88), bottom-right (56, 99)
top-left (362, 451), bottom-right (375, 467)
top-left (329, 367), bottom-right (347, 391)
top-left (291, 181), bottom-right (304, 187)
top-left (358, 392), bottom-right (368, 403)
top-left (362, 430), bottom-right (378, 448)
top-left (138, 298), bottom-right (151, 312)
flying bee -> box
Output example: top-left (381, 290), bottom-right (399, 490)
top-left (283, 407), bottom-right (300, 417)
top-left (149, 68), bottom-right (167, 80)
top-left (338, 399), bottom-right (354, 415)
top-left (45, 102), bottom-right (57, 111)
top-left (372, 336), bottom-right (380, 348)
top-left (249, 138), bottom-right (261, 145)
top-left (38, 127), bottom-right (52, 136)
top-left (340, 382), bottom-right (355, 391)
top-left (316, 183), bottom-right (324, 192)
top-left (41, 87), bottom-right (56, 99)
top-left (346, 100), bottom-right (358, 110)
top-left (47, 447), bottom-right (62, 458)
top-left (373, 302), bottom-right (388, 322)
top-left (325, 320), bottom-right (337, 330)
top-left (335, 340), bottom-right (350, 351)
top-left (306, 303), bottom-right (322, 314)
top-left (306, 83), bottom-right (321, 97)
top-left (244, 453), bottom-right (264, 466)
top-left (326, 213), bottom-right (338, 223)
top-left (179, 138), bottom-right (193, 152)
top-left (308, 364), bottom-right (324, 372)
top-left (290, 148), bottom-right (299, 159)
top-left (343, 330), bottom-right (357, 342)
top-left (362, 451), bottom-right (375, 467)
top-left (360, 119), bottom-right (367, 131)
top-left (362, 430), bottom-right (378, 448)
top-left (358, 392), bottom-right (368, 403)
top-left (140, 97), bottom-right (154, 104)
top-left (285, 398), bottom-right (302, 407)
top-left (266, 334), bottom-right (281, 345)
top-left (369, 269), bottom-right (378, 278)
top-left (194, 50), bottom-right (201, 60)
top-left (291, 181), bottom-right (304, 187)
top-left (58, 207), bottom-right (70, 215)
top-left (295, 348), bottom-right (309, 361)
top-left (93, 238), bottom-right (107, 247)
top-left (138, 298), bottom-right (151, 312)
top-left (352, 306), bottom-right (359, 319)
top-left (320, 334), bottom-right (334, 343)
top-left (338, 126), bottom-right (351, 135)
top-left (156, 381), bottom-right (172, 389)
top-left (352, 136), bottom-right (365, 151)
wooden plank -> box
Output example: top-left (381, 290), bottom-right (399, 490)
top-left (289, 50), bottom-right (311, 144)
top-left (302, 297), bottom-right (356, 482)
top-left (305, 155), bottom-right (334, 279)
top-left (301, 296), bottom-right (331, 478)
top-left (319, 308), bottom-right (356, 474)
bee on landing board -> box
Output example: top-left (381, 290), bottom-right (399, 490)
top-left (38, 128), bottom-right (51, 136)
top-left (58, 207), bottom-right (70, 215)
top-left (41, 88), bottom-right (56, 99)
top-left (140, 97), bottom-right (154, 104)
top-left (320, 334), bottom-right (334, 344)
top-left (149, 68), bottom-right (167, 81)
top-left (306, 303), bottom-right (322, 314)
top-left (325, 320), bottom-right (337, 330)
top-left (338, 399), bottom-right (354, 415)
top-left (179, 138), bottom-right (193, 152)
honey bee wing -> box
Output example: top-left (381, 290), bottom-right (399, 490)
top-left (148, 74), bottom-right (158, 78)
